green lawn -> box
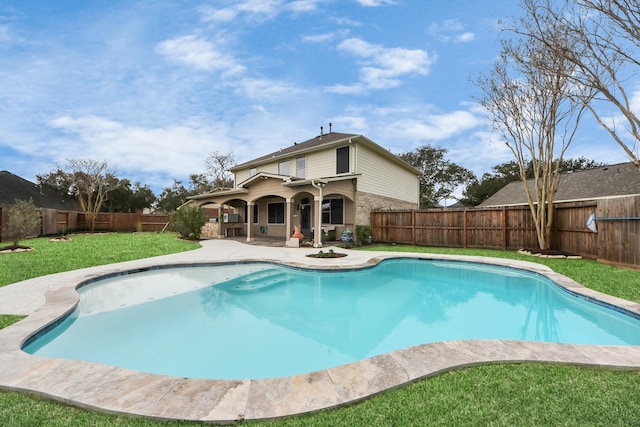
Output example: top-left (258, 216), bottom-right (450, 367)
top-left (0, 235), bottom-right (639, 426)
top-left (0, 232), bottom-right (201, 288)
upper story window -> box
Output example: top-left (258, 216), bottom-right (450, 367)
top-left (336, 146), bottom-right (349, 174)
top-left (295, 157), bottom-right (306, 178)
top-left (278, 160), bottom-right (290, 176)
top-left (249, 167), bottom-right (257, 177)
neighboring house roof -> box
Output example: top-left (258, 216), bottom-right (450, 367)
top-left (480, 162), bottom-right (640, 207)
top-left (0, 171), bottom-right (79, 210)
top-left (231, 131), bottom-right (420, 175)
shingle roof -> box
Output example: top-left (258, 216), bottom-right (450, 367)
top-left (232, 132), bottom-right (359, 170)
top-left (0, 171), bottom-right (79, 210)
top-left (479, 162), bottom-right (640, 207)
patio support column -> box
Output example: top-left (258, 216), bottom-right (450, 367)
top-left (285, 199), bottom-right (293, 243)
top-left (310, 180), bottom-right (326, 248)
top-left (246, 202), bottom-right (253, 242)
top-left (218, 204), bottom-right (225, 239)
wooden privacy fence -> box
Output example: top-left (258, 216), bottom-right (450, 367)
top-left (371, 195), bottom-right (640, 269)
top-left (0, 206), bottom-right (173, 240)
top-left (73, 212), bottom-right (173, 233)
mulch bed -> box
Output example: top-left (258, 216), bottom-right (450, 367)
top-left (306, 251), bottom-right (348, 259)
top-left (49, 237), bottom-right (72, 242)
top-left (0, 245), bottom-right (33, 254)
top-left (518, 248), bottom-right (582, 259)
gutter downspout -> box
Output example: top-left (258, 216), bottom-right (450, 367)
top-left (310, 180), bottom-right (325, 248)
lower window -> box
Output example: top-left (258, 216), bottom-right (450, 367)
top-left (267, 202), bottom-right (285, 224)
top-left (322, 198), bottom-right (344, 224)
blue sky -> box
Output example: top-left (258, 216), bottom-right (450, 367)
top-left (0, 0), bottom-right (630, 195)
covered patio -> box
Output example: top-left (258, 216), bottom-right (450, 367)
top-left (187, 173), bottom-right (357, 247)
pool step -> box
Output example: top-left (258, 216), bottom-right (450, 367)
top-left (220, 269), bottom-right (288, 292)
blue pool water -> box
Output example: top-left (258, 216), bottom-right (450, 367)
top-left (23, 259), bottom-right (640, 379)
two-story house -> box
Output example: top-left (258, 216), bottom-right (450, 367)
top-left (187, 129), bottom-right (420, 246)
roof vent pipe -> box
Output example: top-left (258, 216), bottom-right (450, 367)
top-left (320, 126), bottom-right (323, 136)
top-left (329, 122), bottom-right (332, 133)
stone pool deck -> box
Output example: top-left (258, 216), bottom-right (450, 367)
top-left (0, 239), bottom-right (639, 423)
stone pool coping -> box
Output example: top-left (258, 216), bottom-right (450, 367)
top-left (0, 239), bottom-right (639, 423)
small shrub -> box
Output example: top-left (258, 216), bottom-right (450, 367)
top-left (3, 198), bottom-right (41, 247)
top-left (355, 224), bottom-right (372, 246)
top-left (171, 206), bottom-right (206, 240)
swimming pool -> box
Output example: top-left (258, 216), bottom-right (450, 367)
top-left (23, 259), bottom-right (640, 379)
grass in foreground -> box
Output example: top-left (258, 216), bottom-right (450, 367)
top-left (0, 364), bottom-right (638, 426)
top-left (0, 232), bottom-right (201, 288)
top-left (0, 237), bottom-right (639, 426)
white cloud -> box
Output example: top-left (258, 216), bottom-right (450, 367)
top-left (0, 24), bottom-right (12, 43)
top-left (199, 0), bottom-right (325, 24)
top-left (288, 0), bottom-right (326, 12)
top-left (354, 0), bottom-right (397, 6)
top-left (47, 115), bottom-right (234, 180)
top-left (326, 83), bottom-right (366, 95)
top-left (230, 77), bottom-right (308, 100)
top-left (199, 1), bottom-right (282, 23)
top-left (302, 29), bottom-right (350, 43)
top-left (455, 32), bottom-right (475, 43)
top-left (332, 38), bottom-right (434, 91)
top-left (386, 110), bottom-right (482, 141)
top-left (432, 19), bottom-right (464, 32)
top-left (198, 6), bottom-right (238, 23)
top-left (429, 19), bottom-right (475, 44)
top-left (156, 34), bottom-right (245, 74)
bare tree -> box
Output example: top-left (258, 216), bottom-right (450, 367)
top-left (475, 20), bottom-right (590, 249)
top-left (518, 0), bottom-right (640, 169)
top-left (66, 159), bottom-right (116, 233)
top-left (204, 151), bottom-right (236, 191)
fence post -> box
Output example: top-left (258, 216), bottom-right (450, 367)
top-left (502, 208), bottom-right (507, 250)
top-left (412, 210), bottom-right (416, 246)
top-left (463, 209), bottom-right (468, 248)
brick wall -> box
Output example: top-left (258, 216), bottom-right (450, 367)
top-left (355, 191), bottom-right (417, 226)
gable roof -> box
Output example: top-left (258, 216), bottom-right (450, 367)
top-left (0, 171), bottom-right (79, 210)
top-left (232, 131), bottom-right (420, 175)
top-left (233, 132), bottom-right (358, 171)
top-left (480, 162), bottom-right (640, 207)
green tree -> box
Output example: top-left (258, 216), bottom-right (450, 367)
top-left (461, 158), bottom-right (604, 206)
top-left (399, 145), bottom-right (476, 208)
top-left (130, 182), bottom-right (156, 211)
top-left (103, 179), bottom-right (156, 213)
top-left (171, 205), bottom-right (206, 239)
top-left (36, 168), bottom-right (73, 198)
top-left (156, 180), bottom-right (191, 213)
top-left (2, 198), bottom-right (41, 247)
